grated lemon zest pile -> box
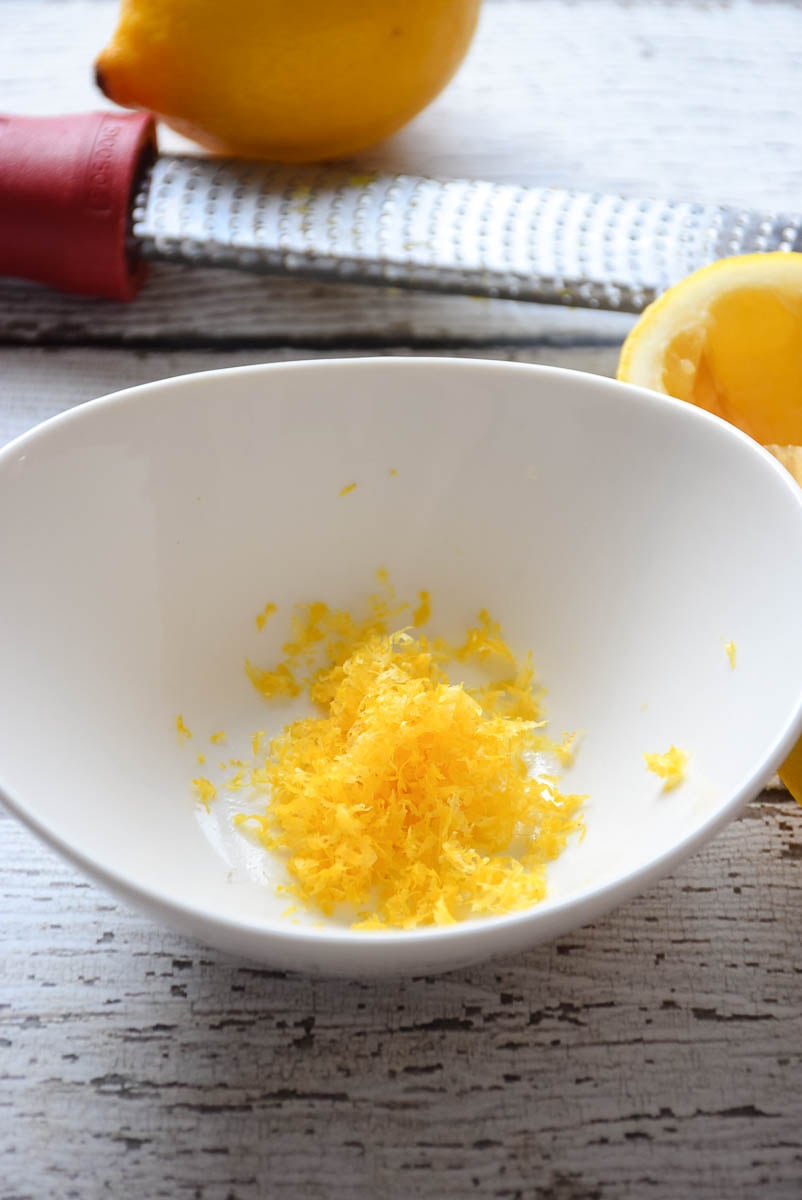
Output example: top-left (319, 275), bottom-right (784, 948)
top-left (228, 584), bottom-right (584, 929)
top-left (644, 745), bottom-right (688, 791)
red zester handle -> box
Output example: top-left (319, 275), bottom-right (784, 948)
top-left (0, 110), bottom-right (156, 301)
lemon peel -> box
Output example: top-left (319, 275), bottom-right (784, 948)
top-left (644, 745), bottom-right (688, 792)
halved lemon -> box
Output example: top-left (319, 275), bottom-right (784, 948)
top-left (618, 252), bottom-right (802, 803)
top-left (618, 252), bottom-right (802, 485)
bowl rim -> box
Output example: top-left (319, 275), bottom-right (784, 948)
top-left (2, 355), bottom-right (802, 955)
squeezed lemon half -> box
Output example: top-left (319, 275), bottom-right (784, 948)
top-left (618, 252), bottom-right (802, 484)
top-left (619, 252), bottom-right (802, 803)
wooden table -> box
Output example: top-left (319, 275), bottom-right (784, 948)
top-left (2, 2), bottom-right (802, 1196)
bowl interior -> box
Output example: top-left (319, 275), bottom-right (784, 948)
top-left (2, 358), bottom-right (802, 960)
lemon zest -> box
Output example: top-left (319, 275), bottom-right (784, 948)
top-left (239, 590), bottom-right (583, 928)
top-left (412, 590), bottom-right (431, 628)
top-left (256, 602), bottom-right (277, 632)
top-left (245, 659), bottom-right (301, 700)
top-left (644, 745), bottom-right (688, 791)
top-left (192, 777), bottom-right (217, 809)
top-left (175, 714), bottom-right (192, 740)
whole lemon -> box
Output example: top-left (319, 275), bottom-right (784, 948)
top-left (95, 0), bottom-right (482, 162)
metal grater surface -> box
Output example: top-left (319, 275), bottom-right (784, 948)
top-left (133, 156), bottom-right (802, 313)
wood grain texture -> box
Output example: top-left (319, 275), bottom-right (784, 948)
top-left (2, 795), bottom-right (802, 1200)
top-left (1, 0), bottom-right (802, 344)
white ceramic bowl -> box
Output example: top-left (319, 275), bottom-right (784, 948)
top-left (2, 358), bottom-right (802, 976)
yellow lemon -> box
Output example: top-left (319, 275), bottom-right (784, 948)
top-left (96, 0), bottom-right (481, 162)
top-left (618, 252), bottom-right (802, 484)
top-left (618, 252), bottom-right (802, 804)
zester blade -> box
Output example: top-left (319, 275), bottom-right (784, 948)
top-left (133, 156), bottom-right (802, 313)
